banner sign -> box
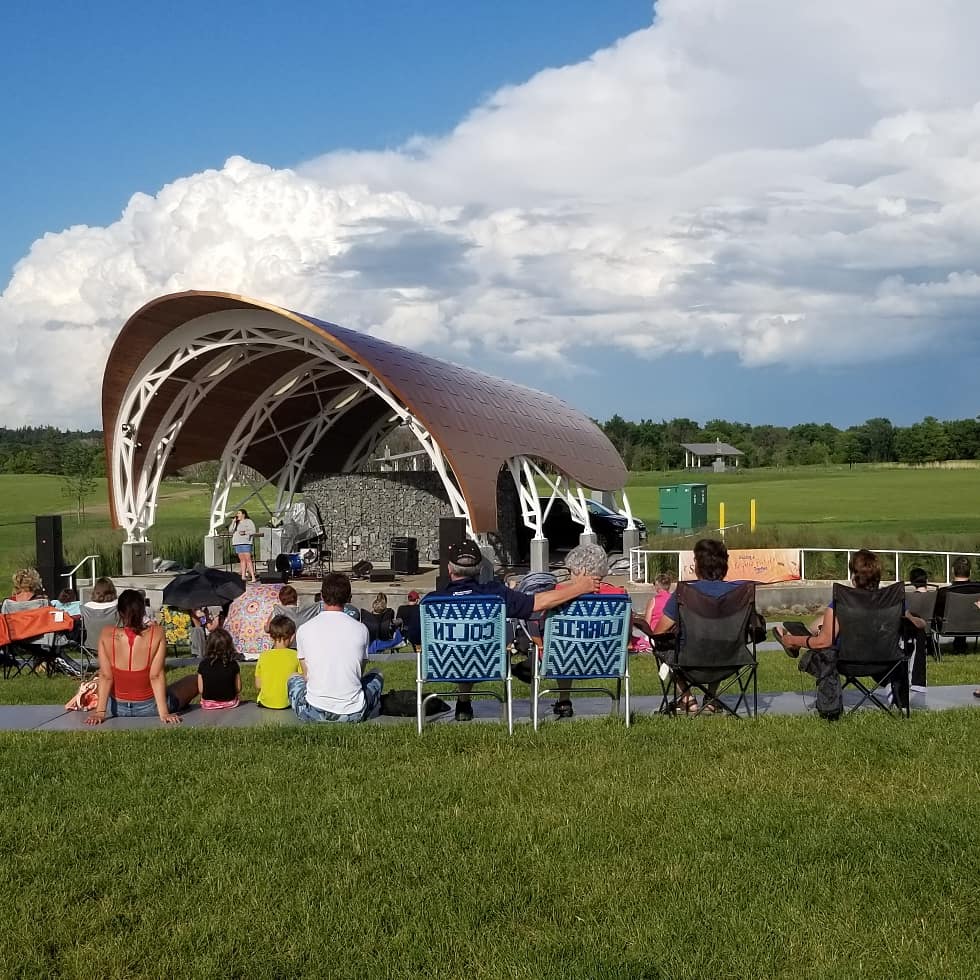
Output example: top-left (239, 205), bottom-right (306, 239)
top-left (678, 548), bottom-right (801, 583)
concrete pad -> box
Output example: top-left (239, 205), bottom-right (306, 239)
top-left (0, 705), bottom-right (69, 731)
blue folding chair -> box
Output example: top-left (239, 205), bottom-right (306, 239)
top-left (418, 595), bottom-right (511, 734)
top-left (535, 594), bottom-right (633, 729)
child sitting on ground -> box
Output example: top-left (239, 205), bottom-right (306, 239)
top-left (255, 615), bottom-right (301, 710)
top-left (264, 584), bottom-right (298, 632)
top-left (197, 628), bottom-right (241, 710)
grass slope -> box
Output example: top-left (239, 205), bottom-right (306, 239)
top-left (1, 713), bottom-right (979, 978)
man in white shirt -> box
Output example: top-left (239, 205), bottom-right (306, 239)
top-left (287, 573), bottom-right (383, 723)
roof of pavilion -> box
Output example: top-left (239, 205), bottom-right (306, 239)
top-left (102, 291), bottom-right (627, 532)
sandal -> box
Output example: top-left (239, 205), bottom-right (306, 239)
top-left (673, 694), bottom-right (699, 715)
top-left (701, 696), bottom-right (724, 715)
top-left (973, 690), bottom-right (980, 699)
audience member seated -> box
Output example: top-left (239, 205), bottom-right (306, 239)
top-left (84, 577), bottom-right (118, 611)
top-left (256, 615), bottom-right (301, 710)
top-left (395, 590), bottom-right (422, 652)
top-left (776, 549), bottom-right (914, 717)
top-left (265, 584), bottom-right (299, 632)
top-left (653, 538), bottom-right (751, 714)
top-left (53, 588), bottom-right (81, 618)
top-left (287, 573), bottom-right (384, 724)
top-left (541, 542), bottom-right (653, 719)
top-left (430, 539), bottom-right (601, 722)
top-left (86, 589), bottom-right (198, 726)
top-left (360, 592), bottom-right (403, 654)
top-left (53, 587), bottom-right (82, 643)
top-left (7, 567), bottom-right (47, 604)
top-left (905, 567), bottom-right (932, 693)
top-left (197, 628), bottom-right (241, 710)
top-left (949, 556), bottom-right (973, 654)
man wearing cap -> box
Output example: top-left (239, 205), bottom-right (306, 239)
top-left (432, 539), bottom-right (601, 721)
top-left (396, 590), bottom-right (423, 653)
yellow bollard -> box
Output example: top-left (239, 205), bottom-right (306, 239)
top-left (719, 501), bottom-right (725, 538)
top-left (750, 498), bottom-right (756, 533)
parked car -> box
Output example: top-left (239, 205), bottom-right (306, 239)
top-left (521, 497), bottom-right (647, 554)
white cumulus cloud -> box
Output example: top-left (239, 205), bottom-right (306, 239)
top-left (4, 0), bottom-right (980, 425)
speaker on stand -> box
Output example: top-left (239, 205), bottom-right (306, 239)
top-left (35, 515), bottom-right (65, 598)
top-left (438, 517), bottom-right (467, 590)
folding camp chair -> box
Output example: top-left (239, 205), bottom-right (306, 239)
top-left (80, 605), bottom-right (120, 671)
top-left (418, 595), bottom-right (511, 733)
top-left (933, 582), bottom-right (980, 654)
top-left (660, 581), bottom-right (758, 718)
top-left (905, 587), bottom-right (940, 663)
top-left (833, 581), bottom-right (910, 717)
top-left (534, 593), bottom-right (632, 729)
top-left (0, 601), bottom-right (78, 678)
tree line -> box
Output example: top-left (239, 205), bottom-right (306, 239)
top-left (599, 415), bottom-right (980, 470)
top-left (1, 416), bottom-right (978, 483)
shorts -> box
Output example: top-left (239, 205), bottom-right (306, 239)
top-left (108, 693), bottom-right (179, 717)
top-left (234, 544), bottom-right (253, 555)
top-left (200, 698), bottom-right (240, 710)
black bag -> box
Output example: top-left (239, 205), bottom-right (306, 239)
top-left (381, 689), bottom-right (451, 716)
top-left (747, 609), bottom-right (767, 645)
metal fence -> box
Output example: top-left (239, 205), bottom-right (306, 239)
top-left (630, 547), bottom-right (980, 586)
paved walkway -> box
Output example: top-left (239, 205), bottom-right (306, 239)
top-left (2, 685), bottom-right (977, 732)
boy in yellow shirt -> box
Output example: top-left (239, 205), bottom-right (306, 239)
top-left (255, 615), bottom-right (301, 709)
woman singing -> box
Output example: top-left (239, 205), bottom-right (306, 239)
top-left (229, 509), bottom-right (258, 583)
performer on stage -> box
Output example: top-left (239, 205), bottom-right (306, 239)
top-left (229, 509), bottom-right (258, 583)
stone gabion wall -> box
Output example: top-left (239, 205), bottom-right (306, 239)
top-left (302, 471), bottom-right (522, 567)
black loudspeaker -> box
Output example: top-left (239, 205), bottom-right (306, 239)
top-left (35, 516), bottom-right (65, 598)
top-left (351, 560), bottom-right (374, 579)
top-left (369, 569), bottom-right (396, 583)
top-left (438, 517), bottom-right (467, 589)
top-left (258, 571), bottom-right (287, 585)
top-left (36, 515), bottom-right (63, 569)
top-left (391, 547), bottom-right (419, 574)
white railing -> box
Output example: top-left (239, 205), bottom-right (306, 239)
top-left (630, 547), bottom-right (980, 586)
top-left (62, 555), bottom-right (100, 592)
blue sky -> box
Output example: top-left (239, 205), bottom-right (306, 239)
top-left (1, 0), bottom-right (978, 430)
top-left (0, 0), bottom-right (648, 280)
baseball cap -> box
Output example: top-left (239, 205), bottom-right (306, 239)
top-left (447, 539), bottom-right (483, 567)
top-left (407, 590), bottom-right (420, 602)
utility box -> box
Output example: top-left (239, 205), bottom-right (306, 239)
top-left (658, 483), bottom-right (708, 534)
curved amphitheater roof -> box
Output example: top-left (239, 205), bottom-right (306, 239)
top-left (103, 291), bottom-right (626, 535)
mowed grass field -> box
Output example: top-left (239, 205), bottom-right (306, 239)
top-left (626, 464), bottom-right (980, 550)
top-left (2, 465), bottom-right (979, 587)
top-left (3, 465), bottom-right (980, 977)
top-left (2, 713), bottom-right (980, 978)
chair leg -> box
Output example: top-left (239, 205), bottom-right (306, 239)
top-left (416, 678), bottom-right (424, 735)
top-left (506, 675), bottom-right (513, 735)
top-left (532, 672), bottom-right (539, 731)
top-left (624, 672), bottom-right (631, 728)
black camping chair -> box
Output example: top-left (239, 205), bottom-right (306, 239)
top-left (904, 587), bottom-right (940, 663)
top-left (933, 582), bottom-right (980, 654)
top-left (833, 581), bottom-right (909, 717)
top-left (661, 581), bottom-right (758, 718)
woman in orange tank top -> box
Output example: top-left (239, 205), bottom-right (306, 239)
top-left (86, 589), bottom-right (198, 725)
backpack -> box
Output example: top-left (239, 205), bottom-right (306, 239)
top-left (380, 689), bottom-right (451, 717)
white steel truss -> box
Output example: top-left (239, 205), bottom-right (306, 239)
top-left (110, 309), bottom-right (472, 542)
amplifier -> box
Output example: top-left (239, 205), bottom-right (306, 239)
top-left (369, 569), bottom-right (396, 583)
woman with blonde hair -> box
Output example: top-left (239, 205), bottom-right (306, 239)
top-left (10, 568), bottom-right (45, 602)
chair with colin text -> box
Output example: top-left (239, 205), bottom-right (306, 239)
top-left (534, 593), bottom-right (633, 729)
top-left (418, 595), bottom-right (511, 734)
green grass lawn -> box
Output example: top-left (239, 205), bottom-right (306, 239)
top-left (1, 712), bottom-right (979, 978)
top-left (626, 465), bottom-right (980, 552)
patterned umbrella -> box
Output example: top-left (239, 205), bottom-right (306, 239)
top-left (223, 583), bottom-right (281, 661)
